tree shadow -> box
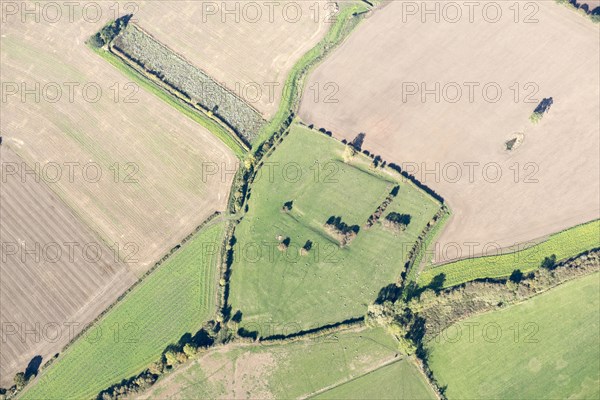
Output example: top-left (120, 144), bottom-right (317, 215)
top-left (375, 284), bottom-right (402, 304)
top-left (231, 310), bottom-right (243, 324)
top-left (404, 273), bottom-right (446, 301)
top-left (351, 132), bottom-right (366, 150)
top-left (24, 355), bottom-right (43, 380)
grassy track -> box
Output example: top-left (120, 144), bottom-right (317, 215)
top-left (90, 46), bottom-right (246, 158)
top-left (141, 327), bottom-right (410, 399)
top-left (427, 272), bottom-right (600, 399)
top-left (230, 124), bottom-right (440, 336)
top-left (313, 358), bottom-right (436, 400)
top-left (22, 222), bottom-right (225, 400)
top-left (418, 219), bottom-right (599, 288)
top-left (254, 1), bottom-right (370, 148)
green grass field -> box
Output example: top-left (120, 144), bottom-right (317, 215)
top-left (141, 327), bottom-right (432, 399)
top-left (313, 358), bottom-right (436, 399)
top-left (418, 219), bottom-right (599, 288)
top-left (22, 222), bottom-right (224, 399)
top-left (427, 272), bottom-right (600, 399)
top-left (230, 124), bottom-right (440, 336)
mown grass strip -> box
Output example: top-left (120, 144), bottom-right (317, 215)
top-left (417, 219), bottom-right (600, 289)
top-left (21, 222), bottom-right (225, 400)
top-left (90, 45), bottom-right (246, 158)
top-left (253, 1), bottom-right (371, 149)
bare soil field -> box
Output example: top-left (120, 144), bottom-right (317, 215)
top-left (0, 0), bottom-right (236, 385)
top-left (300, 1), bottom-right (600, 263)
top-left (1, 2), bottom-right (238, 275)
top-left (133, 0), bottom-right (330, 118)
top-left (0, 147), bottom-right (138, 386)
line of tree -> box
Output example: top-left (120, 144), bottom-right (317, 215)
top-left (367, 249), bottom-right (600, 399)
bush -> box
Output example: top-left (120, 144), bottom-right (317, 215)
top-left (14, 372), bottom-right (26, 389)
top-left (541, 254), bottom-right (557, 270)
top-left (183, 343), bottom-right (197, 357)
top-left (385, 212), bottom-right (411, 227)
top-left (89, 32), bottom-right (105, 48)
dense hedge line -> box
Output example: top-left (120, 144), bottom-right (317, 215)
top-left (112, 24), bottom-right (264, 144)
top-left (368, 249), bottom-right (600, 398)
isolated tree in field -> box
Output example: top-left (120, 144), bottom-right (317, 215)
top-left (282, 201), bottom-right (293, 212)
top-left (278, 237), bottom-right (290, 252)
top-left (300, 240), bottom-right (313, 256)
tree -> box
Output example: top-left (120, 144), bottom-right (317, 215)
top-left (244, 155), bottom-right (256, 170)
top-left (89, 32), bottom-right (105, 48)
top-left (343, 145), bottom-right (356, 163)
top-left (14, 372), bottom-right (26, 389)
top-left (164, 350), bottom-right (179, 367)
top-left (176, 351), bottom-right (188, 364)
top-left (282, 201), bottom-right (293, 212)
top-left (509, 269), bottom-right (523, 283)
top-left (148, 360), bottom-right (164, 375)
top-left (183, 343), bottom-right (197, 358)
top-left (541, 254), bottom-right (557, 270)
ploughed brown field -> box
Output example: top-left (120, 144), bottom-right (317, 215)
top-left (0, 147), bottom-right (138, 386)
top-left (1, 2), bottom-right (237, 274)
top-left (0, 0), bottom-right (237, 384)
top-left (133, 0), bottom-right (330, 118)
top-left (300, 0), bottom-right (600, 263)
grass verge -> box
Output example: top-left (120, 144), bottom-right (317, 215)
top-left (90, 45), bottom-right (246, 158)
top-left (417, 219), bottom-right (600, 289)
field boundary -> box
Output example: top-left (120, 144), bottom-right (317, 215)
top-left (367, 249), bottom-right (600, 400)
top-left (254, 1), bottom-right (373, 149)
top-left (11, 213), bottom-right (222, 399)
top-left (109, 23), bottom-right (262, 147)
top-left (429, 250), bottom-right (599, 344)
top-left (417, 219), bottom-right (600, 289)
top-left (301, 355), bottom-right (405, 400)
top-left (89, 43), bottom-right (247, 158)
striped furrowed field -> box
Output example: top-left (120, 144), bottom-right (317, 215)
top-left (0, 1), bottom-right (237, 383)
top-left (417, 219), bottom-right (599, 288)
top-left (20, 222), bottom-right (224, 400)
top-left (111, 23), bottom-right (265, 145)
top-left (132, 0), bottom-right (331, 119)
top-left (0, 147), bottom-right (137, 387)
top-left (1, 2), bottom-right (238, 276)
